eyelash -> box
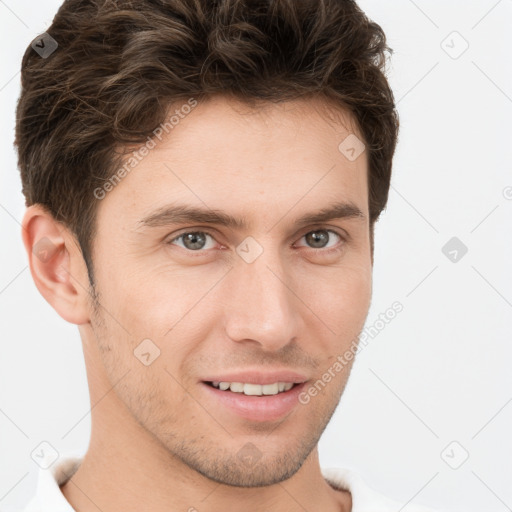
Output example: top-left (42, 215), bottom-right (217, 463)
top-left (166, 228), bottom-right (346, 256)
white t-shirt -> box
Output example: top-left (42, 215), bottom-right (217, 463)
top-left (23, 455), bottom-right (443, 512)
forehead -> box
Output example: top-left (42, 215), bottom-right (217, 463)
top-left (98, 95), bottom-right (369, 227)
top-left (165, 94), bottom-right (363, 153)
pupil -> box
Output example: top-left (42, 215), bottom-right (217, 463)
top-left (306, 230), bottom-right (328, 248)
top-left (184, 232), bottom-right (206, 250)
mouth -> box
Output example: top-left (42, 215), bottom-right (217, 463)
top-left (203, 380), bottom-right (301, 396)
top-left (200, 379), bottom-right (308, 422)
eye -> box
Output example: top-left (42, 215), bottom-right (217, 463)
top-left (168, 231), bottom-right (218, 251)
top-left (295, 229), bottom-right (345, 252)
top-left (166, 228), bottom-right (345, 254)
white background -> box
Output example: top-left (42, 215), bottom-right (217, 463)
top-left (1, 1), bottom-right (511, 511)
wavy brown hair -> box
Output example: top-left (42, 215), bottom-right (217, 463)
top-left (15, 0), bottom-right (399, 284)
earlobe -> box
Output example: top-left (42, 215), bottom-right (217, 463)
top-left (21, 205), bottom-right (91, 325)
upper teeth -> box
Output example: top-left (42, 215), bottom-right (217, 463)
top-left (211, 381), bottom-right (294, 395)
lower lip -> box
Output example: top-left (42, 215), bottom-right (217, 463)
top-left (201, 382), bottom-right (307, 422)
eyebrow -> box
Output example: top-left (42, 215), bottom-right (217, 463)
top-left (138, 201), bottom-right (366, 231)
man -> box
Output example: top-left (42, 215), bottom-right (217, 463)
top-left (16, 0), bottom-right (443, 510)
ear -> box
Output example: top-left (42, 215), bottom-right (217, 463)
top-left (21, 204), bottom-right (91, 325)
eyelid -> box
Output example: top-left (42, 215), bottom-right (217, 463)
top-left (296, 224), bottom-right (349, 241)
top-left (167, 229), bottom-right (221, 250)
top-left (296, 227), bottom-right (344, 240)
top-left (168, 226), bottom-right (223, 239)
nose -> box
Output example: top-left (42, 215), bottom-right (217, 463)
top-left (222, 245), bottom-right (302, 352)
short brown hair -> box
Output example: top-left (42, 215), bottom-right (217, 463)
top-left (15, 0), bottom-right (399, 284)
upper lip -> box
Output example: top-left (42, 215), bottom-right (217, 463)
top-left (201, 370), bottom-right (309, 385)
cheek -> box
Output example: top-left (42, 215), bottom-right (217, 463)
top-left (93, 259), bottom-right (182, 327)
top-left (338, 267), bottom-right (372, 316)
top-left (100, 264), bottom-right (229, 362)
top-left (296, 263), bottom-right (372, 328)
top-left (136, 265), bottom-right (223, 319)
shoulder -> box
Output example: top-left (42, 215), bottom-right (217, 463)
top-left (321, 467), bottom-right (446, 512)
top-left (22, 454), bottom-right (83, 512)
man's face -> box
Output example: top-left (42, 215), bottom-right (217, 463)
top-left (86, 95), bottom-right (372, 486)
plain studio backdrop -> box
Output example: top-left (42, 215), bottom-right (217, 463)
top-left (1, 1), bottom-right (511, 511)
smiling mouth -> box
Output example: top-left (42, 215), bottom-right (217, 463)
top-left (204, 381), bottom-right (300, 396)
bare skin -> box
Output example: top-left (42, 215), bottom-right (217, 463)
top-left (22, 95), bottom-right (373, 512)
